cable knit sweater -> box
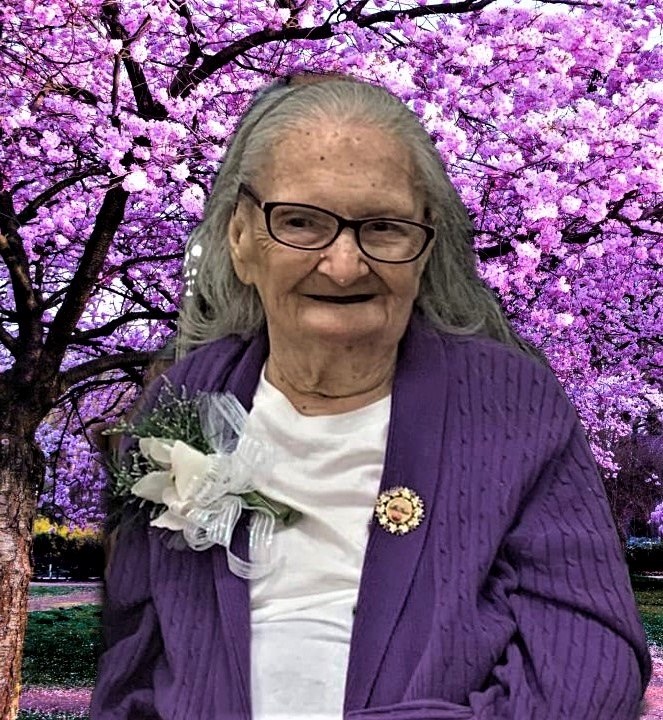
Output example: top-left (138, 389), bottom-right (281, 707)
top-left (91, 313), bottom-right (651, 720)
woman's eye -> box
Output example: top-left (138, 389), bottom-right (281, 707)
top-left (276, 210), bottom-right (323, 229)
top-left (285, 215), bottom-right (315, 228)
top-left (369, 221), bottom-right (395, 232)
top-left (365, 221), bottom-right (408, 236)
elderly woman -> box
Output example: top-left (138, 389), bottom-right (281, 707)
top-left (91, 75), bottom-right (651, 720)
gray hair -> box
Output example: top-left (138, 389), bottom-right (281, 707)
top-left (176, 76), bottom-right (546, 365)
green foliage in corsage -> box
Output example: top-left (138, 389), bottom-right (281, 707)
top-left (103, 381), bottom-right (300, 534)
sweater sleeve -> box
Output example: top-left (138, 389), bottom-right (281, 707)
top-left (469, 417), bottom-right (651, 720)
top-left (90, 372), bottom-right (172, 720)
top-left (89, 515), bottom-right (163, 719)
top-left (348, 417), bottom-right (651, 720)
top-left (467, 416), bottom-right (651, 719)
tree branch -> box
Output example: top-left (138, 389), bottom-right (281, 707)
top-left (17, 166), bottom-right (109, 224)
top-left (353, 0), bottom-right (496, 26)
top-left (105, 251), bottom-right (182, 276)
top-left (58, 349), bottom-right (153, 393)
top-left (101, 0), bottom-right (167, 120)
top-left (0, 231), bottom-right (38, 317)
top-left (71, 309), bottom-right (178, 341)
top-left (39, 183), bottom-right (129, 382)
top-left (476, 239), bottom-right (514, 261)
top-left (0, 325), bottom-right (17, 355)
top-left (0, 192), bottom-right (43, 366)
top-left (117, 271), bottom-right (179, 317)
top-left (476, 189), bottom-right (651, 258)
top-left (169, 0), bottom-right (500, 98)
top-left (342, 0), bottom-right (371, 24)
top-left (30, 80), bottom-right (99, 111)
top-left (169, 0), bottom-right (204, 83)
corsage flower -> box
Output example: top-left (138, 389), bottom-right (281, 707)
top-left (105, 382), bottom-right (299, 579)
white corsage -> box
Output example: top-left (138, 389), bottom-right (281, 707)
top-left (105, 383), bottom-right (299, 579)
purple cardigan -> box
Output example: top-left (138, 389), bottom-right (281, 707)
top-left (91, 315), bottom-right (651, 719)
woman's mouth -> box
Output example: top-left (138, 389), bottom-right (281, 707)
top-left (305, 294), bottom-right (376, 304)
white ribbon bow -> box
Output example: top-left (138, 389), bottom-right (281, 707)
top-left (130, 394), bottom-right (277, 579)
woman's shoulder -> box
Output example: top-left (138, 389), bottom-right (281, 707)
top-left (439, 330), bottom-right (557, 385)
top-left (436, 330), bottom-right (577, 437)
top-left (408, 315), bottom-right (567, 407)
top-left (159, 333), bottom-right (253, 389)
top-left (129, 333), bottom-right (254, 422)
top-left (180, 334), bottom-right (244, 371)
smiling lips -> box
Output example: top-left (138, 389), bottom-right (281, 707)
top-left (305, 294), bottom-right (376, 304)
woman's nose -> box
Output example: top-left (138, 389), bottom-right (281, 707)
top-left (316, 229), bottom-right (370, 285)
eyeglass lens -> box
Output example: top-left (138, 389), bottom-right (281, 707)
top-left (269, 206), bottom-right (427, 262)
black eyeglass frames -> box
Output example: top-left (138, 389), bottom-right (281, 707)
top-left (236, 183), bottom-right (435, 264)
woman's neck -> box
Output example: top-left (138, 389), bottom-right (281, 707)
top-left (264, 342), bottom-right (397, 416)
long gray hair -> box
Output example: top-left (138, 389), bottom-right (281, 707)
top-left (176, 75), bottom-right (545, 365)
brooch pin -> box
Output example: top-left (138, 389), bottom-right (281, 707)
top-left (375, 487), bottom-right (424, 535)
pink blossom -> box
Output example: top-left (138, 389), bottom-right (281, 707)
top-left (122, 169), bottom-right (149, 192)
top-left (555, 312), bottom-right (574, 328)
top-left (524, 202), bottom-right (559, 221)
top-left (18, 137), bottom-right (40, 157)
top-left (33, 3), bottom-right (59, 23)
top-left (556, 139), bottom-right (590, 163)
top-left (560, 195), bottom-right (582, 213)
top-left (40, 129), bottom-right (61, 150)
top-left (20, 685), bottom-right (92, 714)
top-left (515, 242), bottom-right (542, 261)
top-left (558, 276), bottom-right (571, 293)
top-left (131, 43), bottom-right (149, 62)
top-left (181, 185), bottom-right (205, 217)
top-left (171, 161), bottom-right (190, 181)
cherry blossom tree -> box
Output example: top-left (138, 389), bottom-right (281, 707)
top-left (1, 0), bottom-right (661, 714)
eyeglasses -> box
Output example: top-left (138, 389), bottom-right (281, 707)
top-left (236, 183), bottom-right (435, 264)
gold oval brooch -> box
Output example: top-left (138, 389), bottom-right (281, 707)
top-left (375, 487), bottom-right (424, 535)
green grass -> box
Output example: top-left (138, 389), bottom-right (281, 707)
top-left (28, 586), bottom-right (89, 598)
top-left (632, 574), bottom-right (663, 646)
top-left (18, 713), bottom-right (88, 720)
top-left (22, 605), bottom-right (103, 686)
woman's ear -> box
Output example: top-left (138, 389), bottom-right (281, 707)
top-left (228, 209), bottom-right (253, 286)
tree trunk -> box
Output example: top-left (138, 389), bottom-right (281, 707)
top-left (0, 435), bottom-right (43, 720)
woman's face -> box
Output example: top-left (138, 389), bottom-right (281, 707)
top-left (228, 121), bottom-right (432, 351)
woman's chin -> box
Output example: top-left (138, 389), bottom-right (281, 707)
top-left (266, 297), bottom-right (410, 348)
top-left (296, 306), bottom-right (395, 346)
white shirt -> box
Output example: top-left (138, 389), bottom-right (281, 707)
top-left (246, 369), bottom-right (391, 720)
